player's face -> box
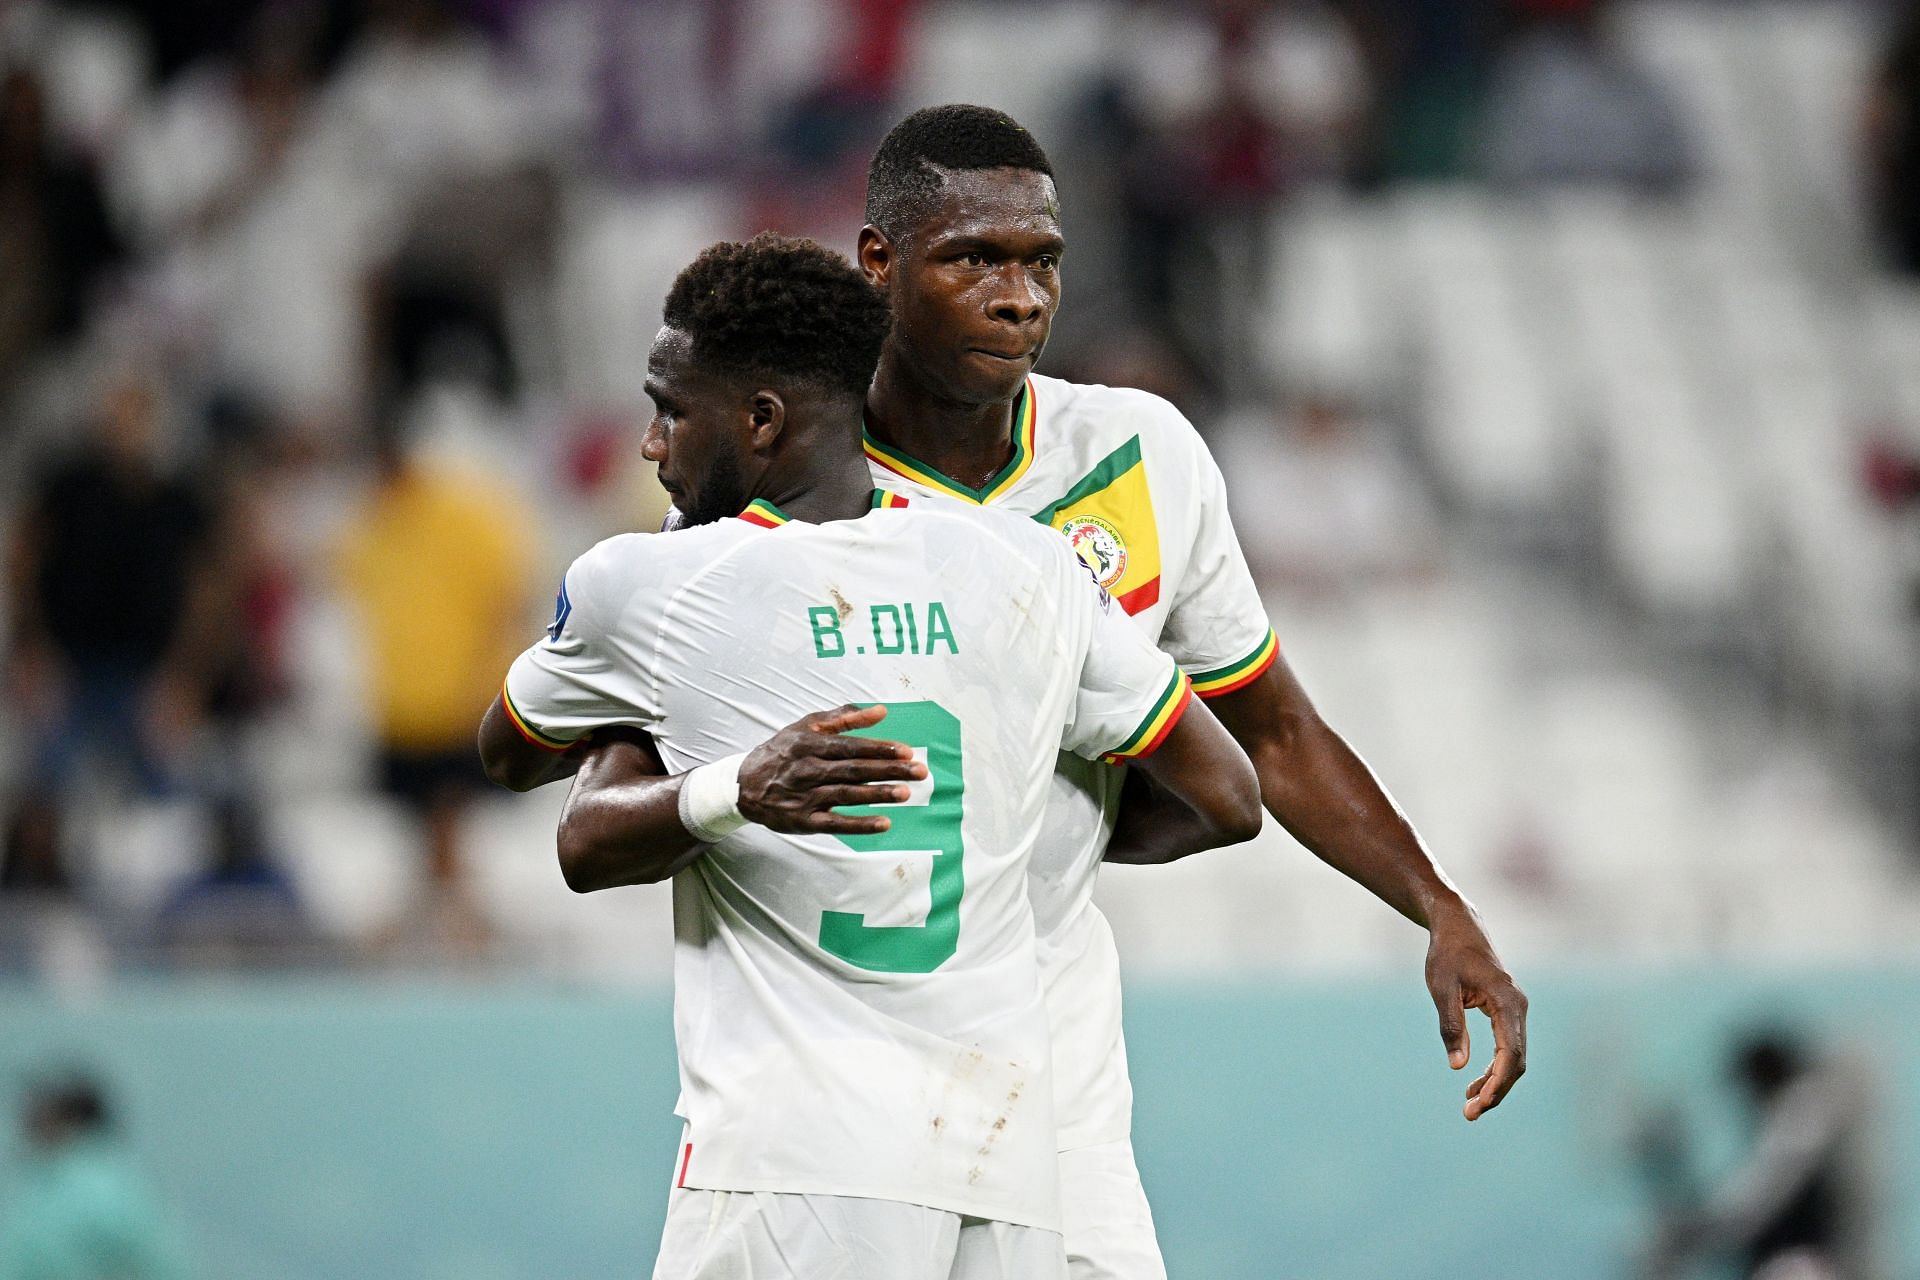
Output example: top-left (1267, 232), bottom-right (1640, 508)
top-left (869, 167), bottom-right (1064, 406)
top-left (642, 326), bottom-right (752, 527)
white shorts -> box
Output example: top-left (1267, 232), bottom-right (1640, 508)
top-left (652, 1186), bottom-right (1066, 1280)
top-left (1059, 1139), bottom-right (1168, 1280)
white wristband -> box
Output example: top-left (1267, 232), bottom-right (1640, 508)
top-left (677, 753), bottom-right (749, 843)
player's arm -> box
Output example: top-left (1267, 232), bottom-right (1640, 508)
top-left (1157, 413), bottom-right (1527, 1120)
top-left (478, 694), bottom-right (592, 791)
top-left (1057, 533), bottom-right (1262, 859)
top-left (552, 705), bottom-right (929, 893)
top-left (1206, 658), bottom-right (1528, 1121)
top-left (1104, 697), bottom-right (1263, 864)
top-left (480, 537), bottom-right (654, 794)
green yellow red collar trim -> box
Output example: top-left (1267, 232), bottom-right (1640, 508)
top-left (736, 490), bottom-right (909, 528)
top-left (736, 499), bottom-right (791, 528)
top-left (863, 380), bottom-right (1036, 505)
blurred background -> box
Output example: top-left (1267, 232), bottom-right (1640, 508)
top-left (3, 0), bottom-right (1920, 1275)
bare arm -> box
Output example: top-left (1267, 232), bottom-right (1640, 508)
top-left (548, 705), bottom-right (930, 893)
top-left (478, 692), bottom-right (590, 792)
top-left (1206, 655), bottom-right (1528, 1122)
top-left (1104, 692), bottom-right (1263, 863)
top-left (554, 729), bottom-right (697, 890)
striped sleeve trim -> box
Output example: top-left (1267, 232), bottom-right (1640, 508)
top-left (500, 679), bottom-right (574, 753)
top-left (1101, 669), bottom-right (1194, 765)
top-left (1188, 629), bottom-right (1278, 699)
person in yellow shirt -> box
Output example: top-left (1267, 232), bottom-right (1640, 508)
top-left (337, 420), bottom-right (532, 958)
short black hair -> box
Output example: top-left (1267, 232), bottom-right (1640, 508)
top-left (866, 104), bottom-right (1055, 242)
top-left (663, 233), bottom-right (891, 399)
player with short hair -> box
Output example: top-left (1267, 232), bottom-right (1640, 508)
top-left (477, 234), bottom-right (1263, 1280)
top-left (564, 105), bottom-right (1532, 1279)
top-left (860, 104), bottom-right (1529, 1276)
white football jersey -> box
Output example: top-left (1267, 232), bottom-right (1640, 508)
top-left (865, 374), bottom-right (1277, 1148)
top-left (502, 492), bottom-right (1193, 1231)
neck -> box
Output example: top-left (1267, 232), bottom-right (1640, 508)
top-left (865, 352), bottom-right (1019, 491)
top-left (753, 427), bottom-right (877, 525)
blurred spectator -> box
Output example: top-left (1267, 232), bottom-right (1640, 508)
top-left (336, 416), bottom-right (534, 961)
top-left (1643, 1029), bottom-right (1882, 1280)
top-left (0, 793), bottom-right (76, 971)
top-left (1346, 0), bottom-right (1502, 182)
top-left (117, 1), bottom-right (370, 417)
top-left (368, 160), bottom-right (559, 409)
top-left (4, 371), bottom-right (234, 799)
top-left (565, 0), bottom-right (751, 181)
top-left (1215, 388), bottom-right (1439, 596)
top-left (1863, 2), bottom-right (1920, 276)
top-left (153, 799), bottom-right (312, 966)
top-left (1858, 434), bottom-right (1920, 614)
top-left (0, 794), bottom-right (78, 974)
top-left (749, 0), bottom-right (922, 242)
top-left (0, 65), bottom-right (126, 392)
top-left (0, 1074), bottom-right (188, 1279)
top-left (1860, 435), bottom-right (1920, 513)
top-left (104, 0), bottom-right (345, 87)
top-left (0, 794), bottom-right (71, 899)
top-left (324, 0), bottom-right (535, 194)
top-left (765, 0), bottom-right (915, 172)
top-left (0, 795), bottom-right (105, 981)
top-left (196, 406), bottom-right (297, 749)
top-left (1094, 0), bottom-right (1362, 389)
top-left (1478, 0), bottom-right (1693, 192)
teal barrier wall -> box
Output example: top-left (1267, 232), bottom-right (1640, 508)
top-left (1, 970), bottom-right (1914, 1279)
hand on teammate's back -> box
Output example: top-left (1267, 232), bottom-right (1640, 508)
top-left (738, 704), bottom-right (928, 836)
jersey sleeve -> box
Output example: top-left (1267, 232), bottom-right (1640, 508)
top-left (500, 535), bottom-right (659, 751)
top-left (1051, 539), bottom-right (1195, 765)
top-left (1158, 432), bottom-right (1279, 699)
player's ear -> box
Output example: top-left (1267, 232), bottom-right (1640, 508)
top-left (857, 225), bottom-right (893, 290)
top-left (747, 390), bottom-right (786, 451)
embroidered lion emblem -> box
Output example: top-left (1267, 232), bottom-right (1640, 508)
top-left (1062, 515), bottom-right (1128, 590)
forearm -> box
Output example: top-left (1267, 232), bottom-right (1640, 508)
top-left (552, 702), bottom-right (927, 892)
top-left (1259, 716), bottom-right (1464, 926)
top-left (477, 696), bottom-right (586, 791)
top-left (1107, 691), bottom-right (1263, 863)
top-left (1210, 659), bottom-right (1525, 1116)
top-left (1105, 769), bottom-right (1244, 864)
top-left (557, 739), bottom-right (704, 891)
top-left (1212, 666), bottom-right (1465, 929)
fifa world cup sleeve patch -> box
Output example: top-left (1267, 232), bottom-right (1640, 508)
top-left (1187, 628), bottom-right (1279, 699)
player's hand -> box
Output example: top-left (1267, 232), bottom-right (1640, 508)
top-left (1424, 901), bottom-right (1528, 1121)
top-left (737, 704), bottom-right (926, 836)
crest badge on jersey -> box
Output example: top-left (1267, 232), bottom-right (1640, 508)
top-left (1039, 435), bottom-right (1163, 616)
top-left (1063, 514), bottom-right (1128, 591)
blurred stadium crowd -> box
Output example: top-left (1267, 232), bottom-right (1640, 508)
top-left (4, 0), bottom-right (1920, 983)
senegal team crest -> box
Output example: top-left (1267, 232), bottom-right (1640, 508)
top-left (1063, 514), bottom-right (1128, 590)
top-left (1040, 435), bottom-right (1162, 615)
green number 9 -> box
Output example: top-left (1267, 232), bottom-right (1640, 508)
top-left (819, 701), bottom-right (965, 974)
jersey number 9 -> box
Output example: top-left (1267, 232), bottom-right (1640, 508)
top-left (820, 701), bottom-right (964, 974)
